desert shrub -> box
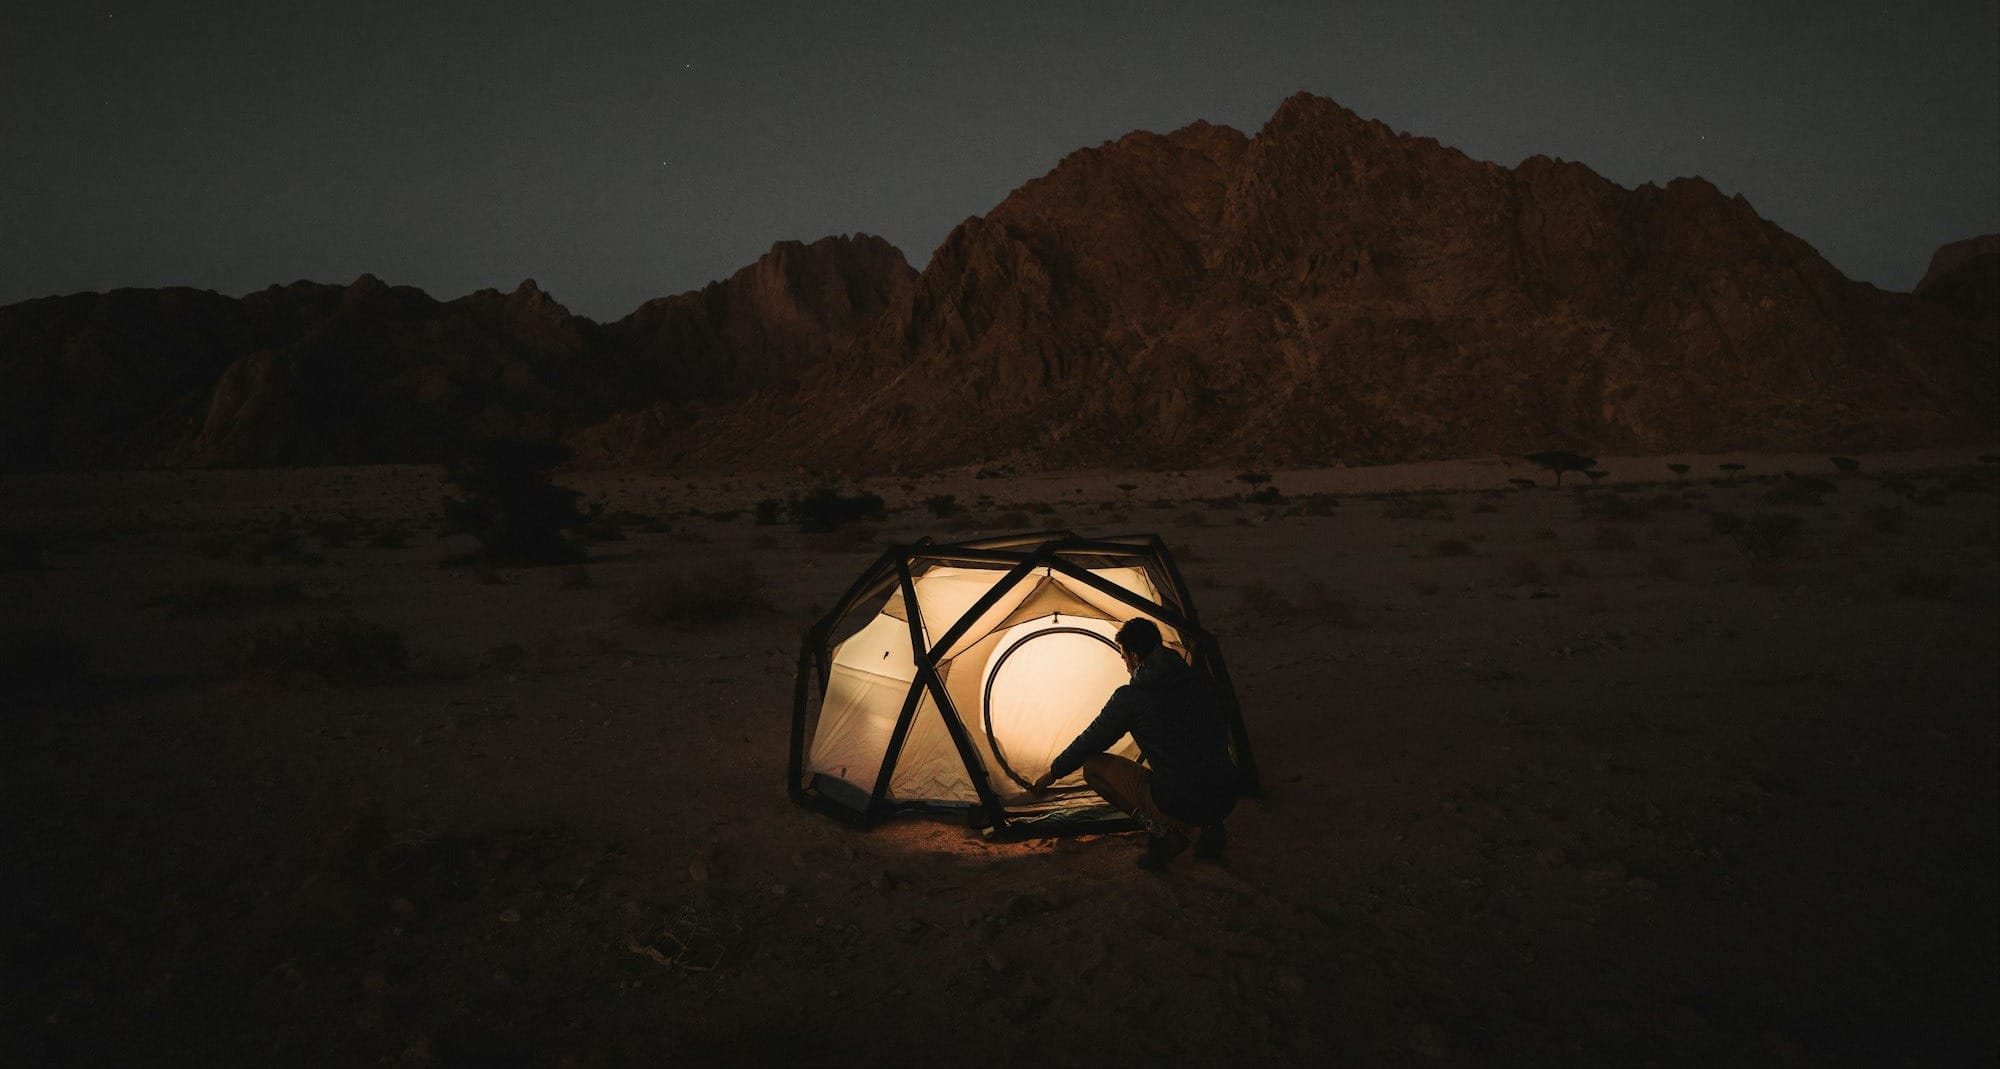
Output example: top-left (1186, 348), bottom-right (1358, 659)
top-left (1644, 555), bottom-right (1686, 579)
top-left (1433, 538), bottom-right (1474, 557)
top-left (707, 509), bottom-right (743, 523)
top-left (0, 531), bottom-right (46, 569)
top-left (1, 627), bottom-right (89, 693)
top-left (1736, 512), bottom-right (1805, 577)
top-left (1236, 470), bottom-right (1272, 487)
top-left (1503, 557), bottom-right (1546, 585)
top-left (1237, 581), bottom-right (1290, 616)
top-left (1582, 493), bottom-right (1648, 522)
top-left (1116, 483), bottom-right (1138, 493)
top-left (246, 614), bottom-right (408, 679)
top-left (1829, 456), bottom-right (1860, 474)
top-left (789, 486), bottom-right (885, 533)
top-left (442, 438), bottom-right (586, 564)
top-left (1383, 495), bottom-right (1451, 521)
top-left (1247, 485), bottom-right (1285, 505)
top-left (1507, 478), bottom-right (1538, 490)
top-left (1667, 463), bottom-right (1691, 480)
top-left (1176, 509), bottom-right (1207, 527)
top-left (1593, 527), bottom-right (1637, 551)
top-left (924, 494), bottom-right (958, 518)
top-left (623, 559), bottom-right (766, 627)
top-left (1893, 567), bottom-right (1951, 599)
top-left (753, 499), bottom-right (784, 525)
top-left (1719, 463), bottom-right (1747, 481)
top-left (310, 518), bottom-right (357, 548)
top-left (1708, 510), bottom-right (1746, 536)
top-left (1300, 493), bottom-right (1340, 516)
top-left (1203, 496), bottom-right (1241, 511)
top-left (1859, 506), bottom-right (1907, 535)
top-left (146, 581), bottom-right (304, 616)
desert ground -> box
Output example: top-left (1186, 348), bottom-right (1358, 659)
top-left (3, 449), bottom-right (1996, 1066)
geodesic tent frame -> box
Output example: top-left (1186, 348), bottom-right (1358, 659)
top-left (789, 531), bottom-right (1259, 838)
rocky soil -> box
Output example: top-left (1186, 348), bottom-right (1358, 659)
top-left (4, 449), bottom-right (1995, 1065)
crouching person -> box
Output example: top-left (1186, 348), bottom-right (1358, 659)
top-left (1030, 618), bottom-right (1238, 870)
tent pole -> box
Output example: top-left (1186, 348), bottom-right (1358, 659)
top-left (892, 560), bottom-right (1016, 831)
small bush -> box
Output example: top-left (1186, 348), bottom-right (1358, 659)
top-left (1247, 485), bottom-right (1285, 505)
top-left (1383, 496), bottom-right (1451, 521)
top-left (1859, 506), bottom-right (1907, 535)
top-left (310, 518), bottom-right (357, 548)
top-left (1176, 510), bottom-right (1207, 527)
top-left (442, 438), bottom-right (586, 565)
top-left (1503, 557), bottom-right (1546, 586)
top-left (1894, 568), bottom-right (1951, 599)
top-left (1301, 493), bottom-right (1340, 516)
top-left (1737, 512), bottom-right (1805, 577)
top-left (789, 487), bottom-right (885, 533)
top-left (623, 560), bottom-right (765, 627)
top-left (1433, 538), bottom-right (1474, 557)
top-left (752, 499), bottom-right (784, 526)
top-left (1, 627), bottom-right (89, 693)
top-left (924, 494), bottom-right (958, 518)
top-left (147, 581), bottom-right (304, 616)
top-left (1582, 493), bottom-right (1648, 522)
top-left (246, 614), bottom-right (408, 679)
top-left (1594, 527), bottom-right (1637, 551)
top-left (1236, 471), bottom-right (1272, 487)
top-left (2, 531), bottom-right (48, 569)
top-left (1644, 555), bottom-right (1686, 579)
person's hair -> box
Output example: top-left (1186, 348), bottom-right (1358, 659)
top-left (1115, 618), bottom-right (1163, 658)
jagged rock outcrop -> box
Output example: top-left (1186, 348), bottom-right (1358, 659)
top-left (1914, 233), bottom-right (2000, 332)
top-left (674, 94), bottom-right (1994, 471)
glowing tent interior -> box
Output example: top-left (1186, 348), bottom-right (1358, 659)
top-left (789, 532), bottom-right (1259, 836)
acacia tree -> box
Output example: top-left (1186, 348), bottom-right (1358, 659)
top-left (1525, 451), bottom-right (1596, 488)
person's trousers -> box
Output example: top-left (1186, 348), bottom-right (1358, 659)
top-left (1081, 753), bottom-right (1206, 831)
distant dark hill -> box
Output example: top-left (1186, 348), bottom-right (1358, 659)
top-left (667, 94), bottom-right (1995, 471)
top-left (0, 235), bottom-right (911, 470)
top-left (0, 96), bottom-right (1991, 473)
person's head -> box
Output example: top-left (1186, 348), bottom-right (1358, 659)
top-left (1114, 618), bottom-right (1163, 669)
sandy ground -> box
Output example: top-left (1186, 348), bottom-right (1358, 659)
top-left (2, 449), bottom-right (1996, 1066)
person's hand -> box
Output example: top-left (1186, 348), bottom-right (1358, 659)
top-left (1028, 771), bottom-right (1058, 796)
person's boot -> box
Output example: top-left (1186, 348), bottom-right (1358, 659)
top-left (1136, 828), bottom-right (1189, 871)
top-left (1194, 822), bottom-right (1228, 861)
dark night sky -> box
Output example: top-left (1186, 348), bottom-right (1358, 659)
top-left (4, 1), bottom-right (1995, 322)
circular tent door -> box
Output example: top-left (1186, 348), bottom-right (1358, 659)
top-left (981, 624), bottom-right (1135, 789)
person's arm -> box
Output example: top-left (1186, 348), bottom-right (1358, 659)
top-left (1032, 687), bottom-right (1137, 791)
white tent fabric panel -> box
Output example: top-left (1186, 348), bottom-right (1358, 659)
top-left (915, 566), bottom-right (1039, 661)
top-left (886, 690), bottom-right (979, 803)
top-left (809, 609), bottom-right (920, 795)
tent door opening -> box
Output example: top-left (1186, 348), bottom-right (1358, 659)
top-left (980, 625), bottom-right (1131, 790)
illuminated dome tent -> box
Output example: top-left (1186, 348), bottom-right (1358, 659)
top-left (789, 532), bottom-right (1259, 836)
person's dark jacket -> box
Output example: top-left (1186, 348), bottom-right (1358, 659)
top-left (1048, 646), bottom-right (1239, 822)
